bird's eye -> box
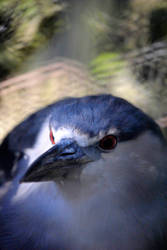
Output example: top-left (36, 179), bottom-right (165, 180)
top-left (49, 128), bottom-right (55, 145)
top-left (99, 135), bottom-right (117, 150)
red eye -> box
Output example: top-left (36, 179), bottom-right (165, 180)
top-left (99, 135), bottom-right (117, 150)
top-left (49, 128), bottom-right (55, 145)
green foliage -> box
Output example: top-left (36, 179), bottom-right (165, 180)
top-left (0, 0), bottom-right (65, 80)
top-left (90, 52), bottom-right (125, 81)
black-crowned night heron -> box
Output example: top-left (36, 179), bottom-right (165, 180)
top-left (0, 94), bottom-right (167, 250)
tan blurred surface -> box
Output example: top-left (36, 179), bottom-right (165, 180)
top-left (0, 57), bottom-right (166, 143)
top-left (0, 59), bottom-right (106, 142)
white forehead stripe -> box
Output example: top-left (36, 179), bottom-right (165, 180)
top-left (52, 127), bottom-right (118, 147)
top-left (53, 127), bottom-right (89, 147)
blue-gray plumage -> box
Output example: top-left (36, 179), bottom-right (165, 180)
top-left (0, 94), bottom-right (167, 250)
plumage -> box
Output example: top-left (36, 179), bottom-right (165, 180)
top-left (0, 94), bottom-right (167, 250)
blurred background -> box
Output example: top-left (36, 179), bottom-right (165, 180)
top-left (0, 0), bottom-right (167, 142)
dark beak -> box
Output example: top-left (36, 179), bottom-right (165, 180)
top-left (21, 138), bottom-right (91, 182)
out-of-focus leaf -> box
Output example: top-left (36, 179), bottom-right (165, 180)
top-left (90, 52), bottom-right (126, 80)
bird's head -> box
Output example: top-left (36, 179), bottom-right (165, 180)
top-left (21, 95), bottom-right (166, 197)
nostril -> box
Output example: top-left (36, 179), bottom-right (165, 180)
top-left (60, 146), bottom-right (76, 156)
top-left (60, 152), bottom-right (75, 156)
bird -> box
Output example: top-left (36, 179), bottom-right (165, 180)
top-left (0, 94), bottom-right (167, 250)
